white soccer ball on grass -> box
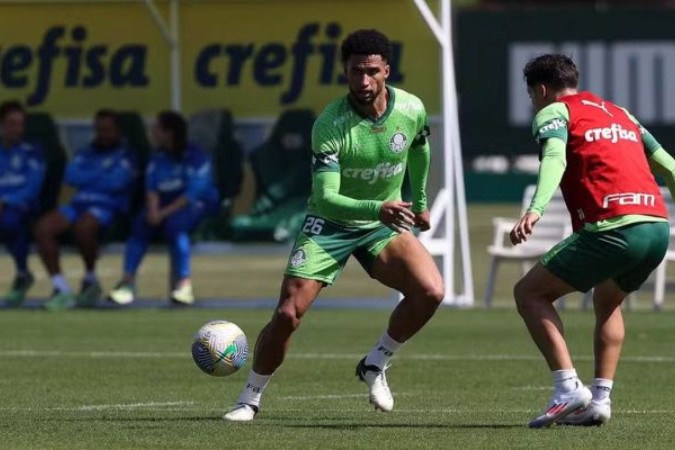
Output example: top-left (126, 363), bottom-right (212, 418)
top-left (191, 320), bottom-right (248, 377)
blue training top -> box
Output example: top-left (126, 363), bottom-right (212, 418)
top-left (0, 140), bottom-right (46, 212)
top-left (145, 143), bottom-right (219, 209)
top-left (65, 142), bottom-right (136, 213)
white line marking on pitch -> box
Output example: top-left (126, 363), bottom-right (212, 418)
top-left (0, 401), bottom-right (196, 412)
top-left (279, 393), bottom-right (411, 401)
top-left (0, 350), bottom-right (186, 358)
top-left (75, 401), bottom-right (195, 411)
top-left (279, 393), bottom-right (368, 401)
top-left (511, 386), bottom-right (551, 391)
top-left (291, 353), bottom-right (675, 363)
top-left (1, 350), bottom-right (675, 364)
top-left (1, 403), bottom-right (671, 416)
top-left (389, 409), bottom-right (674, 415)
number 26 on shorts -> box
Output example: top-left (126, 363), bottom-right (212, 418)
top-left (302, 217), bottom-right (325, 235)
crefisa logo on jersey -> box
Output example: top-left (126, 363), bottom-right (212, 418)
top-left (584, 123), bottom-right (639, 144)
top-left (290, 248), bottom-right (307, 268)
top-left (389, 132), bottom-right (407, 153)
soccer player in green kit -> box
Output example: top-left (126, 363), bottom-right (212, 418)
top-left (224, 29), bottom-right (444, 422)
top-left (511, 54), bottom-right (675, 428)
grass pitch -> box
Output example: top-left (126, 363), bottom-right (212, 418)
top-left (1, 308), bottom-right (674, 449)
top-left (2, 204), bottom-right (675, 448)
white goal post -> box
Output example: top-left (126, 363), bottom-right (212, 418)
top-left (413, 0), bottom-right (474, 306)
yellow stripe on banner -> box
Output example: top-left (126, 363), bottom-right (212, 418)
top-left (0, 1), bottom-right (440, 117)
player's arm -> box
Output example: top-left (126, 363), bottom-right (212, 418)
top-left (640, 125), bottom-right (675, 199)
top-left (310, 120), bottom-right (381, 220)
top-left (312, 123), bottom-right (413, 230)
top-left (648, 149), bottom-right (675, 200)
top-left (145, 191), bottom-right (164, 225)
top-left (408, 113), bottom-right (431, 230)
top-left (312, 161), bottom-right (381, 220)
top-left (313, 172), bottom-right (414, 232)
top-left (64, 152), bottom-right (97, 189)
top-left (159, 196), bottom-right (188, 218)
top-left (622, 108), bottom-right (675, 200)
top-left (1, 150), bottom-right (46, 209)
top-left (184, 153), bottom-right (214, 204)
top-left (144, 162), bottom-right (163, 224)
top-left (511, 103), bottom-right (568, 245)
top-left (160, 153), bottom-right (213, 218)
top-left (526, 139), bottom-right (567, 217)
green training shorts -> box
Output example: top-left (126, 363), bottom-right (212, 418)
top-left (284, 215), bottom-right (399, 285)
top-left (542, 221), bottom-right (670, 293)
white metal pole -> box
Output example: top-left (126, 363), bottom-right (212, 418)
top-left (413, 0), bottom-right (473, 305)
top-left (142, 0), bottom-right (172, 42)
top-left (443, 0), bottom-right (474, 305)
top-left (439, 0), bottom-right (456, 299)
top-left (417, 0), bottom-right (457, 299)
top-left (169, 0), bottom-right (181, 111)
top-left (142, 0), bottom-right (181, 111)
top-left (450, 1), bottom-right (473, 305)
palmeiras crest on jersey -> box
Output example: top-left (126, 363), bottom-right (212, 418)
top-left (290, 248), bottom-right (307, 268)
top-left (389, 132), bottom-right (407, 153)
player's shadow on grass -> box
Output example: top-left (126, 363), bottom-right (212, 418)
top-left (284, 423), bottom-right (522, 430)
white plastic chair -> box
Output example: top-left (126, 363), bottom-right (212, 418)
top-left (651, 187), bottom-right (675, 311)
top-left (484, 185), bottom-right (571, 307)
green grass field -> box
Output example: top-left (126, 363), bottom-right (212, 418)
top-left (1, 309), bottom-right (674, 449)
top-left (2, 204), bottom-right (674, 308)
top-left (2, 204), bottom-right (675, 449)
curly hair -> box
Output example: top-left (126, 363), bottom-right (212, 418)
top-left (340, 29), bottom-right (392, 64)
top-left (0, 100), bottom-right (25, 123)
top-left (523, 54), bottom-right (579, 90)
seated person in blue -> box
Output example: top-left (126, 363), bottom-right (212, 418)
top-left (0, 101), bottom-right (46, 307)
top-left (108, 111), bottom-right (218, 306)
top-left (35, 109), bottom-right (135, 311)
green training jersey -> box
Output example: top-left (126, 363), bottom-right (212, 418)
top-left (309, 86), bottom-right (430, 229)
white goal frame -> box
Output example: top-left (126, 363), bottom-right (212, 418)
top-left (413, 0), bottom-right (474, 306)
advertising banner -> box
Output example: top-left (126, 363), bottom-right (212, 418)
top-left (458, 8), bottom-right (675, 157)
top-left (0, 1), bottom-right (440, 117)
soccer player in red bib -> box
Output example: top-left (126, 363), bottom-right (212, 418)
top-left (511, 54), bottom-right (675, 428)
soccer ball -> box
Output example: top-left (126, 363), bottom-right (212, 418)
top-left (191, 320), bottom-right (248, 377)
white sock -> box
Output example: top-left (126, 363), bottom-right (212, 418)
top-left (552, 368), bottom-right (580, 392)
top-left (51, 275), bottom-right (71, 293)
top-left (365, 332), bottom-right (404, 370)
top-left (591, 378), bottom-right (613, 402)
top-left (237, 370), bottom-right (273, 408)
top-left (83, 271), bottom-right (97, 284)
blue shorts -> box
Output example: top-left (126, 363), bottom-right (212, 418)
top-left (59, 203), bottom-right (116, 227)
